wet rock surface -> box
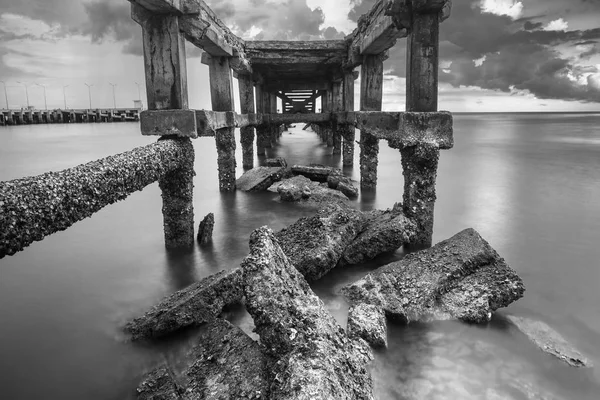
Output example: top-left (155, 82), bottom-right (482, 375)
top-left (269, 175), bottom-right (349, 207)
top-left (342, 203), bottom-right (416, 265)
top-left (275, 203), bottom-right (366, 281)
top-left (196, 212), bottom-right (214, 245)
top-left (265, 157), bottom-right (288, 168)
top-left (235, 166), bottom-right (286, 191)
top-left (506, 315), bottom-right (592, 368)
top-left (137, 318), bottom-right (271, 399)
top-left (348, 303), bottom-right (387, 348)
top-left (342, 228), bottom-right (525, 323)
top-left (125, 268), bottom-right (243, 340)
top-left (291, 164), bottom-right (335, 182)
top-left (241, 227), bottom-right (374, 400)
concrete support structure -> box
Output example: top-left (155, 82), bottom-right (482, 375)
top-left (238, 75), bottom-right (255, 169)
top-left (332, 81), bottom-right (343, 155)
top-left (208, 55), bottom-right (237, 192)
top-left (402, 10), bottom-right (442, 247)
top-left (342, 71), bottom-right (356, 166)
top-left (135, 4), bottom-right (195, 248)
top-left (359, 54), bottom-right (384, 188)
top-left (255, 85), bottom-right (267, 156)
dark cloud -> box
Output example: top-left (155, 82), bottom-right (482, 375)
top-left (350, 0), bottom-right (600, 103)
top-left (0, 0), bottom-right (85, 28)
top-left (81, 1), bottom-right (137, 44)
top-left (524, 21), bottom-right (543, 30)
top-left (348, 0), bottom-right (375, 22)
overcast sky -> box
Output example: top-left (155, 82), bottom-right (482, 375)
top-left (0, 0), bottom-right (599, 112)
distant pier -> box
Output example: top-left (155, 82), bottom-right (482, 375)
top-left (0, 108), bottom-right (140, 126)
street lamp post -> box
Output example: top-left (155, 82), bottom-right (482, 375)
top-left (84, 83), bottom-right (93, 109)
top-left (134, 82), bottom-right (141, 100)
top-left (0, 81), bottom-right (8, 109)
top-left (36, 83), bottom-right (47, 110)
top-left (16, 81), bottom-right (30, 109)
top-left (63, 85), bottom-right (69, 109)
top-left (109, 83), bottom-right (117, 109)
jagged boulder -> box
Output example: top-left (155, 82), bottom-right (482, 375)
top-left (124, 268), bottom-right (243, 340)
top-left (347, 303), bottom-right (387, 348)
top-left (137, 318), bottom-right (272, 399)
top-left (196, 212), bottom-right (214, 245)
top-left (291, 164), bottom-right (334, 182)
top-left (242, 227), bottom-right (374, 400)
top-left (269, 175), bottom-right (349, 207)
top-left (506, 315), bottom-right (592, 368)
top-left (265, 157), bottom-right (288, 168)
top-left (342, 228), bottom-right (525, 323)
top-left (236, 166), bottom-right (286, 191)
top-left (341, 203), bottom-right (416, 265)
top-left (327, 170), bottom-right (359, 199)
top-left (275, 203), bottom-right (367, 281)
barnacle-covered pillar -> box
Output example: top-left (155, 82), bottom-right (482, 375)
top-left (332, 80), bottom-right (343, 155)
top-left (255, 84), bottom-right (267, 156)
top-left (134, 3), bottom-right (195, 248)
top-left (208, 55), bottom-right (237, 191)
top-left (402, 2), bottom-right (444, 247)
top-left (238, 74), bottom-right (255, 169)
top-left (342, 71), bottom-right (356, 166)
top-left (359, 53), bottom-right (383, 188)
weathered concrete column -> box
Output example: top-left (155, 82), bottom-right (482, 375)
top-left (208, 55), bottom-right (236, 192)
top-left (342, 71), bottom-right (356, 166)
top-left (332, 81), bottom-right (343, 155)
top-left (359, 54), bottom-right (383, 188)
top-left (238, 75), bottom-right (255, 169)
top-left (269, 92), bottom-right (278, 145)
top-left (255, 84), bottom-right (266, 156)
top-left (134, 3), bottom-right (194, 247)
top-left (402, 10), bottom-right (442, 247)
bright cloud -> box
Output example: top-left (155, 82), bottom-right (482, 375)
top-left (480, 0), bottom-right (524, 20)
top-left (544, 18), bottom-right (569, 32)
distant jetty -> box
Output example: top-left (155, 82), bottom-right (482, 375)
top-left (0, 108), bottom-right (140, 126)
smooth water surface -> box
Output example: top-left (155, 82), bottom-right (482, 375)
top-left (1, 114), bottom-right (599, 399)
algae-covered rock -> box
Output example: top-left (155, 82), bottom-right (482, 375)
top-left (236, 166), bottom-right (286, 191)
top-left (125, 268), bottom-right (243, 340)
top-left (343, 228), bottom-right (524, 323)
top-left (275, 204), bottom-right (366, 281)
top-left (242, 227), bottom-right (374, 400)
top-left (347, 303), bottom-right (387, 348)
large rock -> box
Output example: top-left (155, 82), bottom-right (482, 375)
top-left (275, 203), bottom-right (366, 281)
top-left (327, 171), bottom-right (359, 199)
top-left (137, 318), bottom-right (272, 399)
top-left (506, 315), bottom-right (592, 368)
top-left (291, 164), bottom-right (335, 182)
top-left (242, 227), bottom-right (374, 400)
top-left (342, 228), bottom-right (525, 323)
top-left (236, 166), bottom-right (286, 191)
top-left (269, 175), bottom-right (349, 207)
top-left (196, 212), bottom-right (214, 245)
top-left (341, 204), bottom-right (416, 265)
top-left (347, 303), bottom-right (387, 348)
top-left (125, 268), bottom-right (243, 340)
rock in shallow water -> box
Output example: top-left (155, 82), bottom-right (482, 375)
top-left (242, 226), bottom-right (374, 400)
top-left (347, 303), bottom-right (387, 348)
top-left (137, 318), bottom-right (271, 399)
top-left (341, 204), bottom-right (416, 265)
top-left (342, 228), bottom-right (525, 323)
top-left (506, 315), bottom-right (592, 368)
top-left (275, 203), bottom-right (366, 281)
top-left (196, 212), bottom-right (214, 245)
top-left (236, 166), bottom-right (286, 191)
top-left (124, 268), bottom-right (243, 340)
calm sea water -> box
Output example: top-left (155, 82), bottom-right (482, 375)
top-left (1, 114), bottom-right (599, 399)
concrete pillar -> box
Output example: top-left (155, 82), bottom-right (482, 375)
top-left (238, 75), bottom-right (255, 169)
top-left (359, 54), bottom-right (383, 188)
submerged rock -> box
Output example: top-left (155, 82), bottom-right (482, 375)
top-left (124, 268), bottom-right (243, 340)
top-left (275, 203), bottom-right (366, 281)
top-left (137, 318), bottom-right (271, 399)
top-left (327, 170), bottom-right (359, 199)
top-left (196, 212), bottom-right (214, 245)
top-left (506, 315), bottom-right (591, 368)
top-left (342, 204), bottom-right (416, 265)
top-left (242, 227), bottom-right (374, 400)
top-left (291, 164), bottom-right (335, 182)
top-left (347, 303), bottom-right (387, 348)
top-left (269, 175), bottom-right (349, 207)
top-left (236, 166), bottom-right (286, 191)
top-left (265, 157), bottom-right (288, 168)
top-left (342, 228), bottom-right (525, 323)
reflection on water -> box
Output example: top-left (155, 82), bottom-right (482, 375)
top-left (1, 114), bottom-right (600, 399)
